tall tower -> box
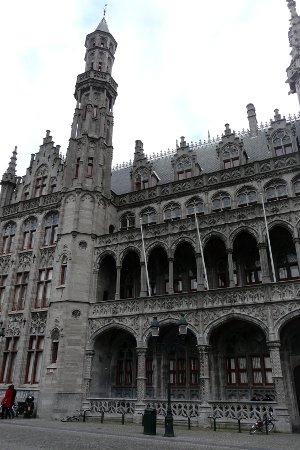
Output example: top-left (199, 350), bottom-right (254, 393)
top-left (0, 146), bottom-right (17, 207)
top-left (286, 0), bottom-right (300, 105)
top-left (64, 14), bottom-right (118, 196)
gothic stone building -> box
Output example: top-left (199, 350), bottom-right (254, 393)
top-left (1, 2), bottom-right (300, 432)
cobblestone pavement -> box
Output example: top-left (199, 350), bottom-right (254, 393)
top-left (0, 418), bottom-right (299, 450)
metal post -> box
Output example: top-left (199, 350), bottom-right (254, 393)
top-left (188, 417), bottom-right (191, 430)
top-left (140, 217), bottom-right (151, 295)
top-left (260, 193), bottom-right (276, 282)
top-left (122, 413), bottom-right (125, 425)
top-left (164, 383), bottom-right (174, 437)
top-left (101, 411), bottom-right (104, 423)
top-left (194, 211), bottom-right (209, 289)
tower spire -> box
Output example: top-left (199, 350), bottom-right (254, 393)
top-left (286, 0), bottom-right (300, 105)
top-left (6, 146), bottom-right (17, 175)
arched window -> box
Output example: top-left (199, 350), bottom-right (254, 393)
top-left (23, 184), bottom-right (30, 201)
top-left (293, 179), bottom-right (300, 196)
top-left (237, 188), bottom-right (257, 207)
top-left (141, 208), bottom-right (157, 226)
top-left (120, 212), bottom-right (135, 230)
top-left (43, 212), bottom-right (59, 246)
top-left (116, 348), bottom-right (136, 386)
top-left (22, 217), bottom-right (37, 250)
top-left (1, 222), bottom-right (16, 254)
top-left (163, 203), bottom-right (181, 221)
top-left (265, 180), bottom-right (287, 201)
top-left (175, 156), bottom-right (192, 180)
top-left (212, 192), bottom-right (231, 211)
top-left (272, 129), bottom-right (293, 156)
top-left (186, 197), bottom-right (204, 216)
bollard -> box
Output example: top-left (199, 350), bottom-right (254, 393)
top-left (265, 417), bottom-right (268, 435)
top-left (237, 418), bottom-right (241, 433)
top-left (188, 417), bottom-right (191, 430)
top-left (83, 410), bottom-right (86, 422)
top-left (122, 413), bottom-right (125, 425)
top-left (101, 411), bottom-right (104, 424)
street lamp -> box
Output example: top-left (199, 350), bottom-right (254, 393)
top-left (150, 317), bottom-right (160, 337)
top-left (149, 315), bottom-right (189, 437)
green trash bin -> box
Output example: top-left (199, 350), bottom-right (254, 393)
top-left (143, 407), bottom-right (157, 435)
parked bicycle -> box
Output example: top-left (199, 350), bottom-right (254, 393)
top-left (249, 412), bottom-right (276, 434)
top-left (61, 409), bottom-right (90, 422)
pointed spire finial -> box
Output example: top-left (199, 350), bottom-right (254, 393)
top-left (104, 3), bottom-right (108, 17)
top-left (6, 146), bottom-right (17, 175)
top-left (287, 0), bottom-right (298, 18)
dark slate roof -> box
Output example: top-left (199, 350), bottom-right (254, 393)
top-left (111, 124), bottom-right (300, 195)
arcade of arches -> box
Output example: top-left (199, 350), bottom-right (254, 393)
top-left (88, 317), bottom-right (300, 427)
top-left (97, 226), bottom-right (300, 300)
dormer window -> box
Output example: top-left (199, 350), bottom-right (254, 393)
top-left (34, 176), bottom-right (47, 197)
top-left (272, 129), bottom-right (293, 156)
top-left (222, 145), bottom-right (240, 169)
top-left (177, 169), bottom-right (192, 180)
top-left (135, 174), bottom-right (148, 191)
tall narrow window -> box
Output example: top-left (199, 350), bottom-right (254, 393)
top-left (24, 336), bottom-right (44, 384)
top-left (43, 212), bottom-right (59, 246)
top-left (50, 329), bottom-right (60, 364)
top-left (75, 158), bottom-right (80, 178)
top-left (22, 217), bottom-right (37, 250)
top-left (87, 157), bottom-right (94, 177)
top-left (0, 337), bottom-right (19, 383)
top-left (169, 359), bottom-right (176, 384)
top-left (190, 358), bottom-right (199, 385)
top-left (35, 268), bottom-right (53, 308)
top-left (120, 212), bottom-right (135, 230)
top-left (177, 359), bottom-right (186, 385)
top-left (60, 258), bottom-right (67, 285)
top-left (12, 272), bottom-right (29, 310)
top-left (0, 275), bottom-right (8, 308)
top-left (1, 222), bottom-right (16, 254)
top-left (146, 359), bottom-right (153, 386)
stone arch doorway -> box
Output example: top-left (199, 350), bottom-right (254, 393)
top-left (90, 328), bottom-right (137, 399)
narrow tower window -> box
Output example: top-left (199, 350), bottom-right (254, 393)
top-left (75, 158), bottom-right (80, 178)
top-left (87, 158), bottom-right (94, 177)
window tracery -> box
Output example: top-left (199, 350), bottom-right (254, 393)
top-left (272, 129), bottom-right (293, 156)
top-left (212, 192), bottom-right (231, 211)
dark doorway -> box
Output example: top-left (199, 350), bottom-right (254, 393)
top-left (294, 366), bottom-right (300, 415)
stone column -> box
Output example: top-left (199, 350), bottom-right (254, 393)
top-left (293, 238), bottom-right (300, 273)
top-left (115, 265), bottom-right (121, 300)
top-left (258, 243), bottom-right (271, 283)
top-left (82, 350), bottom-right (95, 403)
top-left (196, 253), bottom-right (205, 291)
top-left (267, 341), bottom-right (291, 432)
top-left (168, 258), bottom-right (174, 294)
top-left (140, 262), bottom-right (147, 297)
top-left (134, 347), bottom-right (147, 423)
top-left (227, 248), bottom-right (235, 287)
top-left (197, 344), bottom-right (211, 427)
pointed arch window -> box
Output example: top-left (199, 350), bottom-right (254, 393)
top-left (186, 197), bottom-right (204, 216)
top-left (293, 179), bottom-right (300, 196)
top-left (1, 222), bottom-right (16, 254)
top-left (163, 203), bottom-right (181, 221)
top-left (22, 217), bottom-right (37, 250)
top-left (212, 192), bottom-right (231, 211)
top-left (87, 158), bottom-right (94, 177)
top-left (34, 176), bottom-right (47, 197)
top-left (272, 129), bottom-right (293, 156)
top-left (60, 257), bottom-right (68, 285)
top-left (50, 329), bottom-right (60, 364)
top-left (237, 188), bottom-right (257, 207)
top-left (120, 212), bottom-right (135, 230)
top-left (265, 180), bottom-right (287, 201)
top-left (141, 208), bottom-right (157, 226)
top-left (43, 212), bottom-right (59, 246)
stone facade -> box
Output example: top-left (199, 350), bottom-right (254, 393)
top-left (1, 5), bottom-right (300, 432)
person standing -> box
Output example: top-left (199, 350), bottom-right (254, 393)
top-left (9, 385), bottom-right (17, 418)
top-left (1, 386), bottom-right (13, 419)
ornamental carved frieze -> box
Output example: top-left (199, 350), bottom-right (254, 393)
top-left (141, 311), bottom-right (199, 335)
top-left (39, 247), bottom-right (55, 268)
top-left (0, 256), bottom-right (11, 273)
top-left (272, 302), bottom-right (300, 324)
top-left (202, 305), bottom-right (268, 330)
top-left (270, 282), bottom-right (298, 301)
top-left (6, 314), bottom-right (24, 337)
top-left (30, 312), bottom-right (47, 335)
top-left (17, 252), bottom-right (32, 271)
top-left (173, 181), bottom-right (192, 193)
top-left (143, 294), bottom-right (198, 314)
top-left (88, 316), bottom-right (139, 339)
top-left (202, 287), bottom-right (265, 308)
top-left (91, 300), bottom-right (140, 317)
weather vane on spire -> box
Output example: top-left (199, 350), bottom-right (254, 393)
top-left (104, 3), bottom-right (108, 17)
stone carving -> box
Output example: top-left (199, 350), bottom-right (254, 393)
top-left (72, 309), bottom-right (81, 319)
top-left (30, 312), bottom-right (47, 335)
top-left (0, 256), bottom-right (11, 273)
top-left (17, 252), bottom-right (32, 271)
top-left (39, 248), bottom-right (55, 268)
top-left (6, 314), bottom-right (24, 337)
top-left (79, 240), bottom-right (88, 250)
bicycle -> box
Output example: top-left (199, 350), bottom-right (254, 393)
top-left (61, 409), bottom-right (90, 422)
top-left (249, 413), bottom-right (276, 434)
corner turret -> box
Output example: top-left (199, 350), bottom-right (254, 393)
top-left (0, 146), bottom-right (17, 206)
top-left (286, 1), bottom-right (300, 105)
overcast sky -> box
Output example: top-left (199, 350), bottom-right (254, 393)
top-left (0, 0), bottom-right (299, 176)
